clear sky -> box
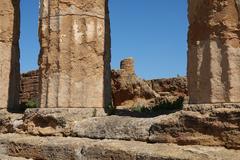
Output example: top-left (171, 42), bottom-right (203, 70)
top-left (20, 0), bottom-right (188, 80)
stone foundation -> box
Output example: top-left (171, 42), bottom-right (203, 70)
top-left (1, 133), bottom-right (239, 160)
top-left (0, 103), bottom-right (240, 159)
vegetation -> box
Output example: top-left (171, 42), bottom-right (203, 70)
top-left (106, 104), bottom-right (116, 115)
top-left (92, 108), bottom-right (97, 117)
top-left (131, 96), bottom-right (184, 113)
top-left (25, 99), bottom-right (39, 108)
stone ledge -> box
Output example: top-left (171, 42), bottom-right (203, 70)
top-left (184, 103), bottom-right (240, 112)
top-left (72, 105), bottom-right (240, 149)
top-left (24, 108), bottom-right (107, 122)
top-left (1, 104), bottom-right (240, 149)
top-left (0, 154), bottom-right (31, 160)
top-left (0, 133), bottom-right (240, 160)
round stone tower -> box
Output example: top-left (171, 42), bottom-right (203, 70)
top-left (120, 57), bottom-right (135, 75)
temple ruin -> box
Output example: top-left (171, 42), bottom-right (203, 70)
top-left (1, 0), bottom-right (240, 109)
top-left (0, 1), bottom-right (240, 159)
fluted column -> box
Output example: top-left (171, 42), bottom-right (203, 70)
top-left (188, 0), bottom-right (240, 103)
top-left (0, 0), bottom-right (20, 110)
top-left (38, 0), bottom-right (111, 108)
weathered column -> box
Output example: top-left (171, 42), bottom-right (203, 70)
top-left (188, 0), bottom-right (240, 103)
top-left (120, 57), bottom-right (135, 75)
top-left (39, 0), bottom-right (111, 108)
top-left (0, 1), bottom-right (20, 110)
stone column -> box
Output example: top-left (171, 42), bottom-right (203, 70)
top-left (39, 0), bottom-right (111, 108)
top-left (120, 57), bottom-right (135, 75)
top-left (188, 0), bottom-right (240, 103)
top-left (0, 1), bottom-right (20, 110)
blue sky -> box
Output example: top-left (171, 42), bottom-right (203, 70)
top-left (20, 0), bottom-right (188, 80)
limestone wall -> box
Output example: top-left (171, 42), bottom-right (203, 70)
top-left (19, 70), bottom-right (39, 105)
top-left (0, 1), bottom-right (20, 110)
top-left (38, 0), bottom-right (112, 108)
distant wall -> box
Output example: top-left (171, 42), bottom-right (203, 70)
top-left (19, 70), bottom-right (39, 105)
top-left (146, 77), bottom-right (188, 97)
top-left (19, 69), bottom-right (188, 107)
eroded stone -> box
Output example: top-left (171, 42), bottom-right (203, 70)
top-left (1, 133), bottom-right (240, 160)
top-left (0, 0), bottom-right (20, 110)
top-left (38, 0), bottom-right (111, 108)
top-left (188, 0), bottom-right (240, 103)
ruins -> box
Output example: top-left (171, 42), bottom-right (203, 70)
top-left (19, 67), bottom-right (187, 109)
top-left (188, 0), bottom-right (240, 103)
top-left (1, 0), bottom-right (240, 110)
top-left (0, 0), bottom-right (240, 159)
top-left (120, 57), bottom-right (135, 75)
top-left (20, 70), bottom-right (39, 105)
top-left (111, 58), bottom-right (187, 107)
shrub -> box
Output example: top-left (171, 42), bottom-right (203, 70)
top-left (131, 96), bottom-right (184, 113)
top-left (25, 99), bottom-right (39, 108)
top-left (106, 104), bottom-right (116, 115)
top-left (92, 108), bottom-right (97, 117)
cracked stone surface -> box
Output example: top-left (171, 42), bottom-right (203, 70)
top-left (0, 0), bottom-right (20, 110)
top-left (1, 104), bottom-right (239, 149)
top-left (38, 0), bottom-right (111, 108)
top-left (0, 133), bottom-right (240, 160)
top-left (188, 0), bottom-right (240, 103)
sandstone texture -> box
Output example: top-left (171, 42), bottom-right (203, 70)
top-left (188, 0), bottom-right (240, 103)
top-left (111, 69), bottom-right (159, 107)
top-left (22, 108), bottom-right (106, 136)
top-left (146, 77), bottom-right (188, 98)
top-left (0, 133), bottom-right (240, 160)
top-left (0, 109), bottom-right (23, 134)
top-left (20, 70), bottom-right (39, 105)
top-left (1, 104), bottom-right (239, 150)
top-left (0, 1), bottom-right (20, 110)
top-left (38, 0), bottom-right (111, 108)
top-left (73, 104), bottom-right (240, 149)
top-left (0, 107), bottom-right (106, 136)
top-left (0, 154), bottom-right (30, 160)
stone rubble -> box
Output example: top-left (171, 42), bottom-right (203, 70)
top-left (112, 58), bottom-right (187, 108)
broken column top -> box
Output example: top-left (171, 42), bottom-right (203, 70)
top-left (120, 57), bottom-right (135, 75)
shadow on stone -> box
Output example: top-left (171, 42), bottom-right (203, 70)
top-left (113, 96), bottom-right (184, 118)
top-left (114, 108), bottom-right (182, 118)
